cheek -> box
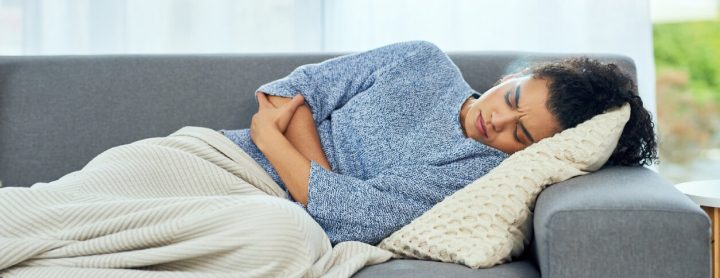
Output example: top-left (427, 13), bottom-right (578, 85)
top-left (486, 91), bottom-right (504, 105)
top-left (494, 132), bottom-right (523, 154)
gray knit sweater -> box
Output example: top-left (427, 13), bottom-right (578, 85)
top-left (220, 40), bottom-right (508, 246)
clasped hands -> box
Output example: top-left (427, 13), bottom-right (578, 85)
top-left (250, 92), bottom-right (305, 150)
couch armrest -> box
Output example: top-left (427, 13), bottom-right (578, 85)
top-left (528, 166), bottom-right (710, 278)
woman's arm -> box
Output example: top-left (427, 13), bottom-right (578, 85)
top-left (250, 93), bottom-right (313, 206)
top-left (255, 129), bottom-right (311, 206)
top-left (265, 93), bottom-right (332, 171)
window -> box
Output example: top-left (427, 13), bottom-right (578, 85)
top-left (652, 0), bottom-right (720, 182)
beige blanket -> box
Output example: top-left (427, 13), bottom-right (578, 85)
top-left (0, 126), bottom-right (393, 278)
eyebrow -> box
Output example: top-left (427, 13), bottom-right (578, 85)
top-left (514, 84), bottom-right (536, 144)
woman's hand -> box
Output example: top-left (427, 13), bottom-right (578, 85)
top-left (250, 92), bottom-right (305, 150)
top-left (265, 93), bottom-right (333, 171)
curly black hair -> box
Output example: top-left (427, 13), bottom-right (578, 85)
top-left (530, 57), bottom-right (659, 167)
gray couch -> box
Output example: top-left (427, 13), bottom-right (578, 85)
top-left (0, 52), bottom-right (710, 278)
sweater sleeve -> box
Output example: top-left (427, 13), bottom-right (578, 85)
top-left (256, 40), bottom-right (443, 123)
top-left (305, 160), bottom-right (492, 246)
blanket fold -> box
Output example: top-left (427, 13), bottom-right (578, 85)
top-left (0, 126), bottom-right (392, 278)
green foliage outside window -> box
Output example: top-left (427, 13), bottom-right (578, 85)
top-left (653, 14), bottom-right (720, 167)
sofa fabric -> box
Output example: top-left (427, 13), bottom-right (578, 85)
top-left (354, 259), bottom-right (540, 278)
top-left (530, 166), bottom-right (711, 278)
top-left (0, 52), bottom-right (709, 277)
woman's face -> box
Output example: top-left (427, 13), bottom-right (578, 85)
top-left (461, 75), bottom-right (562, 154)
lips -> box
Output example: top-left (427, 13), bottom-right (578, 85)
top-left (475, 112), bottom-right (487, 138)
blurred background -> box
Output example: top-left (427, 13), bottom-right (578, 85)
top-left (652, 0), bottom-right (720, 183)
top-left (0, 0), bottom-right (718, 184)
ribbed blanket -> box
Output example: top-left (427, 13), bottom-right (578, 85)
top-left (0, 126), bottom-right (393, 278)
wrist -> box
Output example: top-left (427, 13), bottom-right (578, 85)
top-left (255, 128), bottom-right (286, 152)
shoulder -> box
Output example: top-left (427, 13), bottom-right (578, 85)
top-left (372, 40), bottom-right (445, 59)
top-left (402, 40), bottom-right (443, 50)
top-left (372, 41), bottom-right (451, 74)
top-left (396, 40), bottom-right (445, 57)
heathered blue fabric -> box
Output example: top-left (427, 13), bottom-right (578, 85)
top-left (220, 41), bottom-right (509, 245)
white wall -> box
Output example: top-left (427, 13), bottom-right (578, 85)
top-left (0, 0), bottom-right (322, 54)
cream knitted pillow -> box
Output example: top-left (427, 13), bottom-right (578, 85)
top-left (377, 102), bottom-right (631, 269)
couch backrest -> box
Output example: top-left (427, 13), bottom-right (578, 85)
top-left (0, 52), bottom-right (635, 187)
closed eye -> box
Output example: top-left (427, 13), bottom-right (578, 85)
top-left (504, 89), bottom-right (524, 144)
top-left (513, 83), bottom-right (536, 144)
top-left (504, 89), bottom-right (512, 107)
top-left (514, 127), bottom-right (523, 145)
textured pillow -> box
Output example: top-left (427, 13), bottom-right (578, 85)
top-left (377, 102), bottom-right (631, 269)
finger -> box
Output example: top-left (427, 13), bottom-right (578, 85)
top-left (277, 96), bottom-right (303, 124)
top-left (292, 94), bottom-right (305, 107)
top-left (283, 95), bottom-right (304, 114)
top-left (256, 92), bottom-right (269, 109)
top-left (293, 94), bottom-right (306, 110)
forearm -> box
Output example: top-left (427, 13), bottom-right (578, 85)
top-left (255, 129), bottom-right (310, 206)
top-left (266, 93), bottom-right (332, 171)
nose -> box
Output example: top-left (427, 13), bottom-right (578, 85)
top-left (490, 111), bottom-right (518, 132)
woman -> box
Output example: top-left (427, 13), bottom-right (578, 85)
top-left (219, 40), bottom-right (658, 245)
